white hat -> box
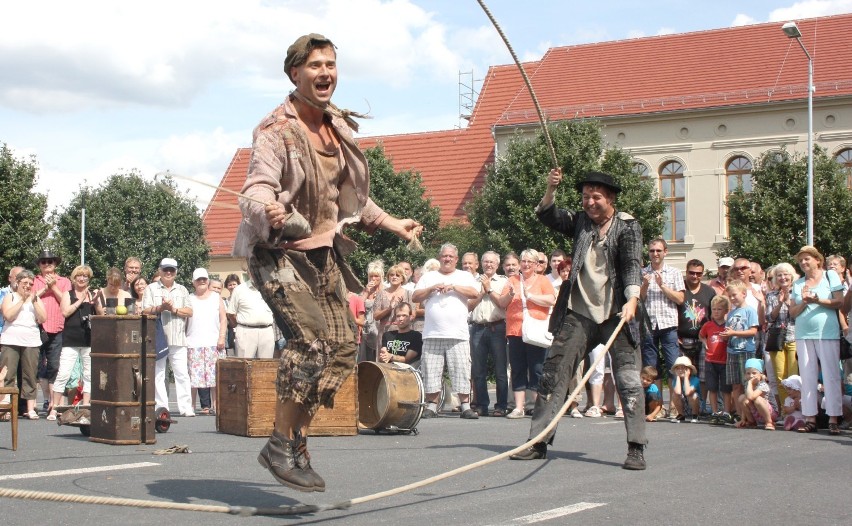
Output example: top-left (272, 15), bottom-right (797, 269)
top-left (670, 356), bottom-right (697, 375)
top-left (159, 257), bottom-right (178, 269)
top-left (718, 257), bottom-right (735, 268)
top-left (781, 375), bottom-right (802, 391)
top-left (192, 268), bottom-right (209, 281)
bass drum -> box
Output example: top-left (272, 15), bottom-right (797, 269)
top-left (357, 362), bottom-right (424, 433)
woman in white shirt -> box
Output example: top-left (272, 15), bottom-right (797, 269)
top-left (1, 270), bottom-right (47, 419)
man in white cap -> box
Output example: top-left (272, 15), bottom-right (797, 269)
top-left (710, 257), bottom-right (734, 295)
top-left (142, 258), bottom-right (195, 416)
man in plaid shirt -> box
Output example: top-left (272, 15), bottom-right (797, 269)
top-left (640, 238), bottom-right (685, 416)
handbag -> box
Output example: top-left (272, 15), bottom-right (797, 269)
top-left (841, 336), bottom-right (852, 361)
top-left (519, 274), bottom-right (553, 348)
top-left (764, 325), bottom-right (785, 353)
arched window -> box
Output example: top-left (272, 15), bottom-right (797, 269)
top-left (632, 162), bottom-right (650, 178)
top-left (836, 148), bottom-right (852, 188)
top-left (659, 160), bottom-right (685, 241)
top-left (726, 156), bottom-right (753, 194)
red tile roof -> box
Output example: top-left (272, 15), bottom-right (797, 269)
top-left (499, 14), bottom-right (852, 125)
top-left (203, 147), bottom-right (249, 256)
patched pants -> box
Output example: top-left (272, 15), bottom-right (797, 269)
top-left (250, 246), bottom-right (357, 415)
top-left (528, 311), bottom-right (647, 446)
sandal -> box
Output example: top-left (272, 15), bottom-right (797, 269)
top-left (614, 408), bottom-right (624, 418)
top-left (492, 408), bottom-right (506, 417)
top-left (198, 408), bottom-right (210, 416)
top-left (828, 423), bottom-right (840, 436)
top-left (584, 406), bottom-right (602, 418)
top-left (25, 411), bottom-right (40, 420)
top-left (764, 422), bottom-right (775, 431)
top-left (46, 410), bottom-right (58, 421)
top-left (797, 421), bottom-right (818, 433)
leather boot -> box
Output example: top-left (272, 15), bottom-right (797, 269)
top-left (622, 442), bottom-right (646, 470)
top-left (509, 442), bottom-right (547, 460)
top-left (258, 430), bottom-right (316, 491)
top-left (293, 432), bottom-right (325, 492)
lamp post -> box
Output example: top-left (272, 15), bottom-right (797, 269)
top-left (782, 21), bottom-right (814, 246)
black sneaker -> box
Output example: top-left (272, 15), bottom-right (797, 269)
top-left (509, 442), bottom-right (547, 460)
top-left (622, 442), bottom-right (646, 470)
top-left (460, 408), bottom-right (479, 420)
top-left (421, 408), bottom-right (438, 419)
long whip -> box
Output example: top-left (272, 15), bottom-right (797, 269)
top-left (475, 0), bottom-right (558, 169)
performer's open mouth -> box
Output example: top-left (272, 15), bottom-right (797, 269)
top-left (316, 82), bottom-right (332, 95)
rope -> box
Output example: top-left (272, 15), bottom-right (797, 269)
top-left (336, 317), bottom-right (627, 509)
top-left (475, 0), bottom-right (559, 169)
top-left (0, 317), bottom-right (627, 517)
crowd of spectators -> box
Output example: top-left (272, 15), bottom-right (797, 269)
top-left (356, 242), bottom-right (852, 436)
top-left (3, 242), bottom-right (850, 437)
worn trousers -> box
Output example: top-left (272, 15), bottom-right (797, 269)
top-left (528, 311), bottom-right (647, 445)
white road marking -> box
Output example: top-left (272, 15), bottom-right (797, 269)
top-left (0, 462), bottom-right (159, 481)
top-left (489, 502), bottom-right (607, 525)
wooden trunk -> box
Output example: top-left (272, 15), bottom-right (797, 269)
top-left (216, 358), bottom-right (358, 437)
top-left (89, 315), bottom-right (156, 445)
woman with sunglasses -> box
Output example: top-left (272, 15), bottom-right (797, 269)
top-left (50, 265), bottom-right (96, 420)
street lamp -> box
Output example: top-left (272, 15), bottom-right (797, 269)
top-left (782, 21), bottom-right (814, 246)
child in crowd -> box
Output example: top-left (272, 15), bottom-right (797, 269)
top-left (723, 280), bottom-right (759, 412)
top-left (781, 375), bottom-right (805, 431)
top-left (700, 294), bottom-right (734, 424)
top-left (736, 358), bottom-right (779, 430)
top-left (641, 366), bottom-right (663, 421)
top-left (670, 356), bottom-right (701, 422)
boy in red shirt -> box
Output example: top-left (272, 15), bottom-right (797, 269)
top-left (700, 295), bottom-right (733, 424)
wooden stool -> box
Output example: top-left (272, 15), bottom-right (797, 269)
top-left (0, 386), bottom-right (20, 451)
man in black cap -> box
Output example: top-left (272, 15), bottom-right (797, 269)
top-left (234, 33), bottom-right (421, 492)
top-left (510, 168), bottom-right (648, 470)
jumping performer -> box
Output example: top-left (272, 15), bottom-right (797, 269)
top-left (510, 168), bottom-right (648, 470)
top-left (234, 33), bottom-right (420, 492)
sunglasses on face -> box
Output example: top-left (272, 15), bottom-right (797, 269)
top-left (686, 271), bottom-right (703, 276)
top-left (38, 259), bottom-right (56, 265)
top-left (734, 266), bottom-right (750, 271)
top-left (648, 249), bottom-right (663, 253)
top-left (161, 267), bottom-right (177, 273)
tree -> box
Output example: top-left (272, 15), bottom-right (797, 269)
top-left (724, 147), bottom-right (852, 267)
top-left (0, 143), bottom-right (50, 274)
top-left (466, 120), bottom-right (664, 256)
top-left (51, 172), bottom-right (209, 286)
top-left (346, 146), bottom-right (442, 279)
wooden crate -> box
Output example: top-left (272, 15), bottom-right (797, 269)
top-left (216, 358), bottom-right (357, 437)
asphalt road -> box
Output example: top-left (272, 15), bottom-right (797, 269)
top-left (1, 399), bottom-right (849, 526)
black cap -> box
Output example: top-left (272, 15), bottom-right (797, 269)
top-left (575, 171), bottom-right (622, 194)
top-left (34, 249), bottom-right (61, 266)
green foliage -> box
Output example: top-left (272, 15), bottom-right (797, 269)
top-left (466, 120), bottom-right (664, 256)
top-left (724, 147), bottom-right (852, 267)
top-left (346, 146), bottom-right (442, 279)
top-left (51, 172), bottom-right (210, 286)
top-left (0, 143), bottom-right (50, 273)
top-left (432, 220), bottom-right (490, 258)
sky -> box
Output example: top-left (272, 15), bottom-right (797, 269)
top-left (3, 0), bottom-right (852, 214)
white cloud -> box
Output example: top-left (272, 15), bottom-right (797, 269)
top-left (0, 0), bottom-right (470, 113)
top-left (731, 14), bottom-right (759, 26)
top-left (768, 0), bottom-right (852, 21)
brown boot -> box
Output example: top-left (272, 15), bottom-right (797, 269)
top-left (293, 432), bottom-right (325, 491)
top-left (258, 431), bottom-right (316, 492)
